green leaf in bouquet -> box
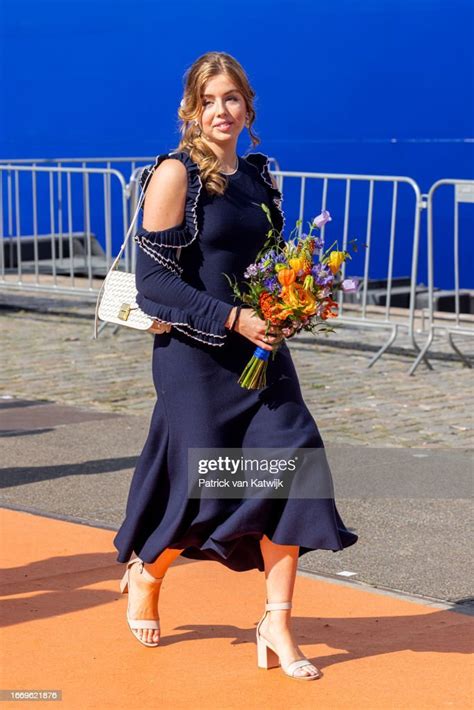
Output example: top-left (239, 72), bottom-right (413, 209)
top-left (221, 272), bottom-right (245, 301)
top-left (261, 203), bottom-right (272, 224)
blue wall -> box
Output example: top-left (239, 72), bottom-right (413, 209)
top-left (1, 0), bottom-right (473, 288)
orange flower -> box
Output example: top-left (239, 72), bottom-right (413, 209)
top-left (259, 292), bottom-right (289, 324)
top-left (276, 268), bottom-right (296, 287)
top-left (259, 292), bottom-right (276, 315)
top-left (320, 297), bottom-right (339, 320)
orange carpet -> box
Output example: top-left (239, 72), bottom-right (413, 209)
top-left (1, 507), bottom-right (472, 709)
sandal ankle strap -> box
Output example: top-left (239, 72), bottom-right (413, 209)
top-left (265, 601), bottom-right (292, 611)
top-left (129, 558), bottom-right (164, 584)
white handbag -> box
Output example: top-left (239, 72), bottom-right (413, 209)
top-left (93, 175), bottom-right (180, 339)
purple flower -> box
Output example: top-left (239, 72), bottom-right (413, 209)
top-left (263, 276), bottom-right (279, 291)
top-left (313, 210), bottom-right (332, 229)
top-left (341, 278), bottom-right (359, 292)
top-left (311, 262), bottom-right (334, 286)
top-left (257, 253), bottom-right (275, 274)
top-left (244, 264), bottom-right (259, 279)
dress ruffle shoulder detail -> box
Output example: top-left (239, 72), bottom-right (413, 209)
top-left (242, 152), bottom-right (286, 236)
top-left (136, 150), bottom-right (202, 250)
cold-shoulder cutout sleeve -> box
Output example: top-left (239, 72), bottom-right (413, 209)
top-left (136, 150), bottom-right (202, 250)
top-left (134, 150), bottom-right (234, 347)
top-left (242, 152), bottom-right (286, 236)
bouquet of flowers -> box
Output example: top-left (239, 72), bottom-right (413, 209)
top-left (223, 204), bottom-right (361, 389)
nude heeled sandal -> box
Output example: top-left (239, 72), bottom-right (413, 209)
top-left (256, 601), bottom-right (321, 680)
top-left (119, 557), bottom-right (164, 647)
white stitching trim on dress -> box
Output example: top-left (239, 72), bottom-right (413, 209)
top-left (173, 324), bottom-right (227, 346)
top-left (151, 317), bottom-right (226, 340)
top-left (175, 150), bottom-right (203, 251)
top-left (133, 235), bottom-right (183, 276)
top-left (245, 151), bottom-right (286, 235)
top-left (150, 319), bottom-right (227, 346)
top-left (134, 236), bottom-right (183, 275)
top-left (138, 231), bottom-right (186, 254)
top-left (258, 152), bottom-right (287, 236)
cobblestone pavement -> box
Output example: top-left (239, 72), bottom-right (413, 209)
top-left (1, 305), bottom-right (473, 449)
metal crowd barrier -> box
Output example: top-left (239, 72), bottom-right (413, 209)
top-left (0, 156), bottom-right (154, 181)
top-left (1, 159), bottom-right (472, 374)
top-left (409, 179), bottom-right (474, 374)
top-left (270, 167), bottom-right (432, 372)
top-left (0, 164), bottom-right (129, 296)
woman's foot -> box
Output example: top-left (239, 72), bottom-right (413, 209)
top-left (258, 608), bottom-right (320, 678)
top-left (127, 561), bottom-right (163, 645)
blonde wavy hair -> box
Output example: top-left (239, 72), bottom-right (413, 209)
top-left (175, 51), bottom-right (260, 197)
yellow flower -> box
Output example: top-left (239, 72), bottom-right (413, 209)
top-left (289, 257), bottom-right (305, 272)
top-left (297, 286), bottom-right (317, 315)
top-left (327, 251), bottom-right (346, 274)
top-left (281, 284), bottom-right (299, 307)
top-left (281, 284), bottom-right (317, 315)
top-left (289, 256), bottom-right (312, 274)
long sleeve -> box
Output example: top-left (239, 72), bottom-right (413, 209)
top-left (134, 150), bottom-right (235, 346)
top-left (134, 239), bottom-right (234, 346)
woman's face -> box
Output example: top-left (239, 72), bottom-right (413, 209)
top-left (199, 74), bottom-right (247, 146)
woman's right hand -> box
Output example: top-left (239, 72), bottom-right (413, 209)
top-left (147, 320), bottom-right (172, 334)
top-left (226, 307), bottom-right (284, 351)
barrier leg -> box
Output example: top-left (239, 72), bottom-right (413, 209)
top-left (447, 332), bottom-right (473, 368)
top-left (367, 324), bottom-right (398, 368)
top-left (408, 329), bottom-right (435, 375)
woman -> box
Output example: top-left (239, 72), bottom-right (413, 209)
top-left (113, 51), bottom-right (358, 681)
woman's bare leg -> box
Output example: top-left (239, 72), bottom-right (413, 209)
top-left (127, 548), bottom-right (185, 644)
top-left (144, 547), bottom-right (184, 578)
top-left (259, 535), bottom-right (319, 678)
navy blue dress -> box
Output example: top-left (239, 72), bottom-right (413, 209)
top-left (113, 149), bottom-right (358, 572)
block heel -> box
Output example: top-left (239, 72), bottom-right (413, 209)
top-left (255, 601), bottom-right (321, 680)
top-left (119, 557), bottom-right (164, 648)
